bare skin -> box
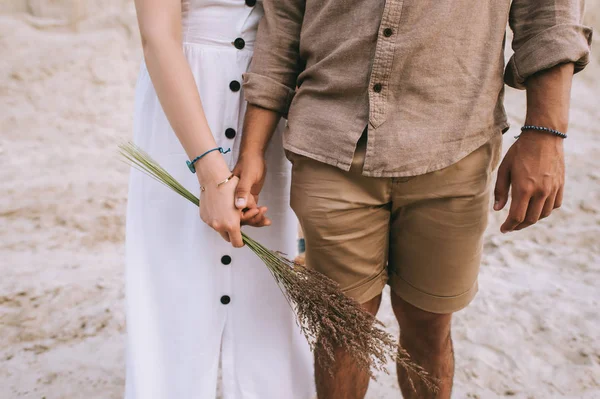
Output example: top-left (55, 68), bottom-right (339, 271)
top-left (314, 295), bottom-right (382, 399)
top-left (393, 293), bottom-right (454, 399)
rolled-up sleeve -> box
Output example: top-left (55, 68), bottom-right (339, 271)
top-left (505, 0), bottom-right (593, 89)
top-left (243, 0), bottom-right (306, 116)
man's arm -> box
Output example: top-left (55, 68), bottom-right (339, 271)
top-left (232, 104), bottom-right (281, 211)
top-left (242, 0), bottom-right (305, 116)
top-left (494, 0), bottom-right (592, 233)
top-left (233, 0), bottom-right (306, 210)
top-left (504, 0), bottom-right (591, 90)
top-left (495, 63), bottom-right (573, 232)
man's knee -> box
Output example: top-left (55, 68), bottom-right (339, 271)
top-left (360, 293), bottom-right (382, 316)
top-left (391, 291), bottom-right (452, 351)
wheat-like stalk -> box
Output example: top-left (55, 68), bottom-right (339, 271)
top-left (119, 142), bottom-right (438, 391)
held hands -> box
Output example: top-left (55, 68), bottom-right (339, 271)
top-left (232, 151), bottom-right (268, 216)
top-left (199, 176), bottom-right (271, 247)
top-left (198, 152), bottom-right (270, 248)
top-left (494, 131), bottom-right (564, 233)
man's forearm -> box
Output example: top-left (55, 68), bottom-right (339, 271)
top-left (240, 104), bottom-right (282, 155)
top-left (524, 62), bottom-right (575, 134)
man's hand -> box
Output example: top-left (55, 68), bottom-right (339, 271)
top-left (239, 183), bottom-right (271, 227)
top-left (494, 132), bottom-right (564, 233)
top-left (233, 151), bottom-right (271, 226)
top-left (232, 103), bottom-right (283, 227)
top-left (494, 62), bottom-right (573, 233)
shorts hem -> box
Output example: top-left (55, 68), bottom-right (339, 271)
top-left (391, 278), bottom-right (479, 314)
top-left (342, 271), bottom-right (388, 304)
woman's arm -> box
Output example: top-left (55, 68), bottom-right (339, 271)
top-left (135, 0), bottom-right (229, 184)
top-left (134, 0), bottom-right (252, 247)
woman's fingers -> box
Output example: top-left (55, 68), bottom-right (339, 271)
top-left (228, 225), bottom-right (244, 248)
top-left (219, 231), bottom-right (230, 242)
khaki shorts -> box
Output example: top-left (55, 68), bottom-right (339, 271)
top-left (289, 133), bottom-right (502, 314)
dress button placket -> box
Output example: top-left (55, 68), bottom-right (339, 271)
top-left (225, 128), bottom-right (236, 139)
top-left (221, 26), bottom-right (244, 309)
top-left (221, 255), bottom-right (232, 306)
top-left (229, 80), bottom-right (241, 92)
top-left (233, 37), bottom-right (246, 50)
top-left (226, 23), bottom-right (245, 157)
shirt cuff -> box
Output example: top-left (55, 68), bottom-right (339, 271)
top-left (505, 24), bottom-right (593, 89)
top-left (242, 72), bottom-right (296, 116)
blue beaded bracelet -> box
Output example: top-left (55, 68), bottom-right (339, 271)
top-left (516, 125), bottom-right (567, 139)
top-left (186, 147), bottom-right (231, 173)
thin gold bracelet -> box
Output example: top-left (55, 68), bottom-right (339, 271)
top-left (217, 173), bottom-right (236, 188)
top-left (200, 173), bottom-right (235, 192)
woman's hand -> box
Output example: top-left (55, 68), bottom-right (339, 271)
top-left (199, 175), bottom-right (245, 247)
top-left (199, 172), bottom-right (271, 247)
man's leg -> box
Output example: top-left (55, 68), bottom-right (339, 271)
top-left (315, 294), bottom-right (382, 399)
top-left (288, 133), bottom-right (391, 399)
top-left (392, 292), bottom-right (453, 398)
top-left (387, 135), bottom-right (503, 398)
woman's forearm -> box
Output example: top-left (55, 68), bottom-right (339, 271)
top-left (142, 38), bottom-right (231, 185)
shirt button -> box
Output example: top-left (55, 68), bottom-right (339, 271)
top-left (229, 80), bottom-right (241, 92)
top-left (221, 255), bottom-right (232, 265)
top-left (373, 83), bottom-right (383, 93)
top-left (233, 37), bottom-right (245, 50)
top-left (245, 0), bottom-right (256, 6)
top-left (383, 28), bottom-right (393, 37)
top-left (220, 295), bottom-right (231, 305)
top-left (225, 128), bottom-right (236, 139)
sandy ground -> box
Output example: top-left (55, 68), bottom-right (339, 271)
top-left (1, 2), bottom-right (599, 398)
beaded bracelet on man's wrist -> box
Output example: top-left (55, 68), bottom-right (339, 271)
top-left (515, 125), bottom-right (567, 139)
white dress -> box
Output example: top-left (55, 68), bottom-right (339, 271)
top-left (124, 1), bottom-right (314, 398)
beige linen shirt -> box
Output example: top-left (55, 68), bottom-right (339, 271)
top-left (243, 0), bottom-right (592, 177)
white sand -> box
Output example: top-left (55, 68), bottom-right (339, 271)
top-left (1, 2), bottom-right (598, 398)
